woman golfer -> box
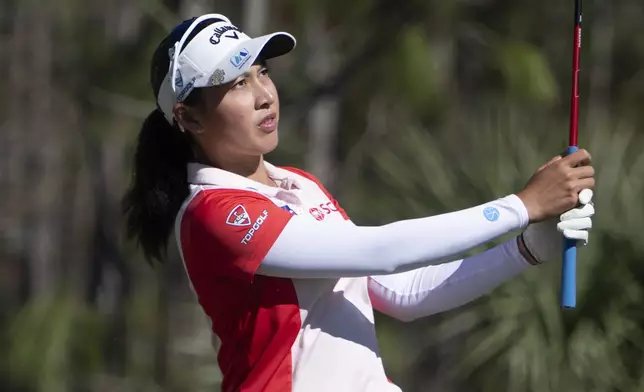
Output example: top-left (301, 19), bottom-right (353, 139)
top-left (122, 13), bottom-right (596, 392)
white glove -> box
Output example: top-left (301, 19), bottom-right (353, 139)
top-left (521, 189), bottom-right (595, 264)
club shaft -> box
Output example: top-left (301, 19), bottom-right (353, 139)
top-left (561, 0), bottom-right (583, 309)
top-left (569, 0), bottom-right (582, 146)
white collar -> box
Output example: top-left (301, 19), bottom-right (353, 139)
top-left (187, 161), bottom-right (301, 191)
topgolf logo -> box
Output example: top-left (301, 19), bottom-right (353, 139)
top-left (241, 209), bottom-right (269, 245)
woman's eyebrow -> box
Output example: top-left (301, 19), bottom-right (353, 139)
top-left (241, 63), bottom-right (269, 78)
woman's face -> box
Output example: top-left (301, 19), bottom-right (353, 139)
top-left (187, 62), bottom-right (280, 166)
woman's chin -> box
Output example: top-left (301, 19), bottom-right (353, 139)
top-left (256, 131), bottom-right (279, 155)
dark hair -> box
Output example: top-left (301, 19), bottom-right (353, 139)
top-left (122, 17), bottom-right (222, 263)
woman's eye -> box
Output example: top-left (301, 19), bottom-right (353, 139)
top-left (259, 67), bottom-right (270, 76)
top-left (234, 79), bottom-right (246, 88)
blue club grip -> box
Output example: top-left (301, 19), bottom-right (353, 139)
top-left (561, 145), bottom-right (579, 308)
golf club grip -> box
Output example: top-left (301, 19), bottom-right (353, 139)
top-left (561, 145), bottom-right (579, 308)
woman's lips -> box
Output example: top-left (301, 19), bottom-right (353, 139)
top-left (258, 113), bottom-right (277, 133)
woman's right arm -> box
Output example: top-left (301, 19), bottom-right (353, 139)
top-left (259, 194), bottom-right (528, 278)
top-left (178, 189), bottom-right (527, 280)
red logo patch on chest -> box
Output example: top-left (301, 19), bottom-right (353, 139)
top-left (309, 207), bottom-right (325, 221)
top-left (309, 202), bottom-right (339, 221)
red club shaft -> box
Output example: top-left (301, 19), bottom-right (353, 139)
top-left (569, 0), bottom-right (582, 147)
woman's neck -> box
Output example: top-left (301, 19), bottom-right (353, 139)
top-left (244, 157), bottom-right (275, 187)
top-left (200, 153), bottom-right (275, 187)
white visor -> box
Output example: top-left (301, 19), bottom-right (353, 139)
top-left (157, 14), bottom-right (296, 124)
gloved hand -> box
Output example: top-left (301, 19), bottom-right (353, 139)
top-left (520, 188), bottom-right (595, 264)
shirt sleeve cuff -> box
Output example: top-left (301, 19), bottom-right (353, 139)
top-left (503, 194), bottom-right (530, 229)
top-left (505, 232), bottom-right (538, 268)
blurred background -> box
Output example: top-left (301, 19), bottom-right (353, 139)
top-left (1, 0), bottom-right (644, 391)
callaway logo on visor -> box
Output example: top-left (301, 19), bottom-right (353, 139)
top-left (210, 25), bottom-right (241, 44)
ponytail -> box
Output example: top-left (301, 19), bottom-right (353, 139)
top-left (122, 108), bottom-right (194, 263)
top-left (127, 16), bottom-right (214, 263)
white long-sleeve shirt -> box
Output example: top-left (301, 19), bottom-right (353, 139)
top-left (174, 162), bottom-right (533, 392)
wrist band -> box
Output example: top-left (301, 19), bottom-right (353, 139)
top-left (517, 233), bottom-right (541, 266)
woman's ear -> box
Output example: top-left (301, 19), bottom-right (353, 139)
top-left (173, 103), bottom-right (203, 134)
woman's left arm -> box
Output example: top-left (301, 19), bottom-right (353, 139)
top-left (367, 237), bottom-right (530, 322)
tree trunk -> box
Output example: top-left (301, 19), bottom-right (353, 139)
top-left (304, 7), bottom-right (340, 188)
top-left (6, 0), bottom-right (31, 305)
top-left (587, 0), bottom-right (614, 135)
top-left (20, 2), bottom-right (61, 300)
top-left (242, 0), bottom-right (269, 35)
top-left (154, 262), bottom-right (170, 388)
